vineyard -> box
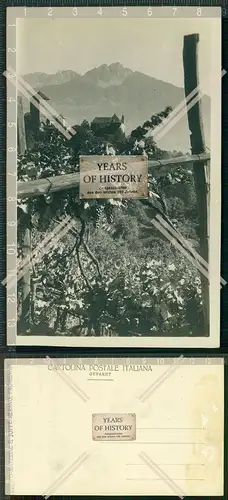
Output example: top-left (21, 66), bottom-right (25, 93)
top-left (16, 34), bottom-right (210, 338)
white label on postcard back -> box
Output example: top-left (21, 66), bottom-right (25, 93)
top-left (92, 413), bottom-right (136, 441)
top-left (80, 155), bottom-right (148, 199)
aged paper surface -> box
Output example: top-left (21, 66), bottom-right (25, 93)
top-left (5, 357), bottom-right (224, 496)
top-left (6, 8), bottom-right (222, 347)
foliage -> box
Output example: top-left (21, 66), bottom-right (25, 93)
top-left (17, 109), bottom-right (204, 336)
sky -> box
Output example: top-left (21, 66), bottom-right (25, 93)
top-left (16, 16), bottom-right (220, 95)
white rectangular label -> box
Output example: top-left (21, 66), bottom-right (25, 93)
top-left (92, 413), bottom-right (136, 441)
top-left (80, 155), bottom-right (148, 199)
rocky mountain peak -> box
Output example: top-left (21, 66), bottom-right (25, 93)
top-left (84, 62), bottom-right (133, 87)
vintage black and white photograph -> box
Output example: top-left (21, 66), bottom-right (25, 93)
top-left (11, 9), bottom-right (221, 347)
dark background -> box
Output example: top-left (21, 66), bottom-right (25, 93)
top-left (0, 0), bottom-right (228, 499)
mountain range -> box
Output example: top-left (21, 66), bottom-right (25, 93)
top-left (22, 62), bottom-right (211, 153)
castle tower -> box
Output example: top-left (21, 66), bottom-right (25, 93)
top-left (29, 91), bottom-right (50, 136)
top-left (120, 114), bottom-right (126, 135)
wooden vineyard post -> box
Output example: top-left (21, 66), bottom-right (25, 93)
top-left (21, 217), bottom-right (32, 331)
top-left (17, 96), bottom-right (31, 331)
top-left (183, 33), bottom-right (210, 335)
top-left (17, 96), bottom-right (27, 155)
